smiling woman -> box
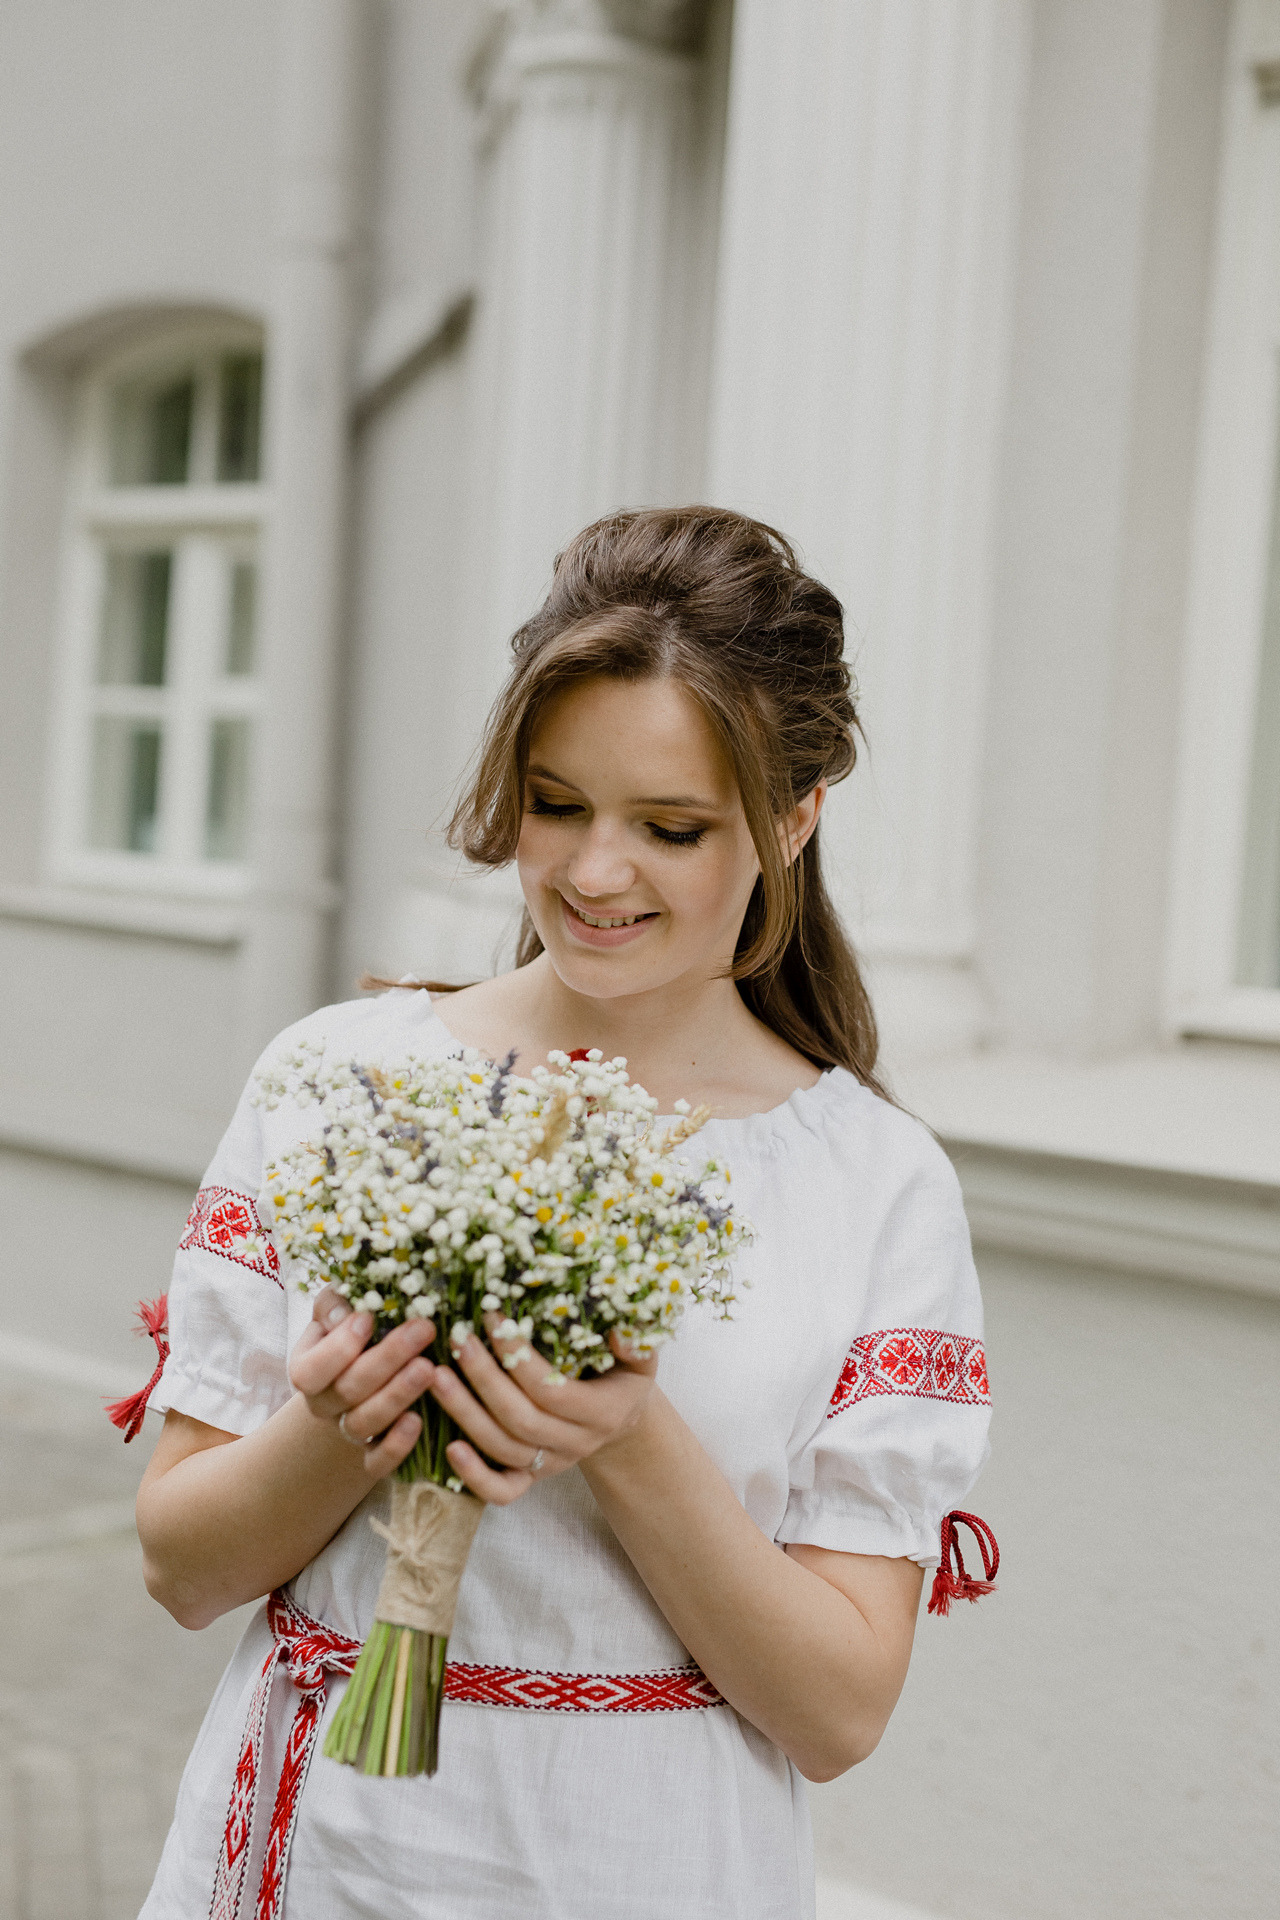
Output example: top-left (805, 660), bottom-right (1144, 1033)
top-left (132, 506), bottom-right (994, 1920)
top-left (446, 508), bottom-right (886, 1103)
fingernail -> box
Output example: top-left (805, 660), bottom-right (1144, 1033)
top-left (351, 1312), bottom-right (372, 1337)
top-left (433, 1370), bottom-right (453, 1395)
top-left (324, 1302), bottom-right (350, 1328)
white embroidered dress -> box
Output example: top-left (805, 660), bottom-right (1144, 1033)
top-left (141, 989), bottom-right (991, 1920)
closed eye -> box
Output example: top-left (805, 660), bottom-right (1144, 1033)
top-left (528, 794), bottom-right (583, 819)
top-left (528, 792), bottom-right (707, 847)
top-left (648, 822), bottom-right (707, 847)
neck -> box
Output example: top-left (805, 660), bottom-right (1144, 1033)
top-left (518, 953), bottom-right (752, 1074)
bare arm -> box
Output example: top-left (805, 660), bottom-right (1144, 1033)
top-left (435, 1330), bottom-right (923, 1782)
top-left (581, 1396), bottom-right (921, 1779)
top-left (136, 1304), bottom-right (439, 1629)
top-left (140, 1291), bottom-right (922, 1778)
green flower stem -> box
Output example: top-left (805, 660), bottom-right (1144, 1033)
top-left (323, 1390), bottom-right (458, 1777)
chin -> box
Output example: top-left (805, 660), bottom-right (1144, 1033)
top-left (546, 946), bottom-right (653, 999)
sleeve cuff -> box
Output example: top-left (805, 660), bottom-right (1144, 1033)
top-left (776, 1488), bottom-right (942, 1567)
top-left (149, 1354), bottom-right (287, 1438)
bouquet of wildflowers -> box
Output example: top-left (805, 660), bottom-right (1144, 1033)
top-left (255, 1043), bottom-right (749, 1778)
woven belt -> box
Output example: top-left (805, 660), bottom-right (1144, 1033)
top-left (209, 1587), bottom-right (723, 1920)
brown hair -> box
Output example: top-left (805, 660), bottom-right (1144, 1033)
top-left (420, 506), bottom-right (887, 1097)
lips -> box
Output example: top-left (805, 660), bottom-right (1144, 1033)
top-left (559, 895), bottom-right (657, 949)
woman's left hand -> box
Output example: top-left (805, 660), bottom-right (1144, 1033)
top-left (431, 1317), bottom-right (658, 1504)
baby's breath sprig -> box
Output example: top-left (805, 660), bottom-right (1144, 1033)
top-left (256, 1045), bottom-right (749, 1378)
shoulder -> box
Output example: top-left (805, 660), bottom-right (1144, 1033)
top-left (804, 1070), bottom-right (958, 1201)
top-left (252, 987), bottom-right (450, 1079)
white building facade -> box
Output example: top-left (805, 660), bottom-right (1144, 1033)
top-left (0, 3), bottom-right (1276, 1916)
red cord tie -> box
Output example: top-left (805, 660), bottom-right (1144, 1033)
top-left (928, 1510), bottom-right (1000, 1617)
top-left (105, 1292), bottom-right (170, 1442)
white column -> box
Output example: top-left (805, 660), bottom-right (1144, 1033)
top-left (399, 0), bottom-right (719, 981)
top-left (239, 0), bottom-right (361, 1056)
top-left (706, 0), bottom-right (1027, 1061)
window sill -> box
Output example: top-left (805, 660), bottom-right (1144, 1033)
top-left (894, 1043), bottom-right (1280, 1299)
top-left (1174, 987), bottom-right (1280, 1044)
top-left (0, 883), bottom-right (244, 947)
top-left (0, 1082), bottom-right (213, 1184)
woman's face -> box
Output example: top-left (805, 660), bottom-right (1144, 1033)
top-left (518, 676), bottom-right (764, 1004)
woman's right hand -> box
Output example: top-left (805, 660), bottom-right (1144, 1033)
top-left (288, 1288), bottom-right (437, 1480)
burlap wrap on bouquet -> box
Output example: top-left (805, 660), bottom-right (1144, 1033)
top-left (370, 1481), bottom-right (485, 1635)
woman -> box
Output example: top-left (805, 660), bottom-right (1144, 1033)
top-left (134, 507), bottom-right (993, 1920)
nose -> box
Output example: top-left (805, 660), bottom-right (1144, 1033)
top-left (566, 819), bottom-right (636, 900)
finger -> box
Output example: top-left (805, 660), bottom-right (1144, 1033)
top-left (608, 1329), bottom-right (660, 1375)
top-left (313, 1286), bottom-right (353, 1331)
top-left (451, 1333), bottom-right (582, 1444)
top-left (309, 1317), bottom-right (436, 1414)
top-left (290, 1310), bottom-right (375, 1396)
top-left (289, 1288), bottom-right (360, 1372)
top-left (445, 1438), bottom-right (533, 1507)
top-left (429, 1364), bottom-right (569, 1466)
top-left (359, 1408), bottom-right (423, 1480)
top-left (338, 1354), bottom-right (436, 1442)
top-left (474, 1316), bottom-right (626, 1425)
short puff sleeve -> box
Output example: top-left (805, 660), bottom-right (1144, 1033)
top-left (778, 1140), bottom-right (990, 1567)
top-left (150, 1071), bottom-right (291, 1437)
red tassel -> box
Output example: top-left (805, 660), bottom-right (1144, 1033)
top-left (568, 1048), bottom-right (591, 1062)
top-left (105, 1292), bottom-right (170, 1442)
top-left (928, 1509), bottom-right (999, 1617)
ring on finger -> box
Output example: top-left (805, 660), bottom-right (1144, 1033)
top-left (528, 1447), bottom-right (545, 1475)
top-left (338, 1410), bottom-right (374, 1448)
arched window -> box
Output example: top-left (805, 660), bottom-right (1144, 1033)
top-left (49, 322), bottom-right (266, 894)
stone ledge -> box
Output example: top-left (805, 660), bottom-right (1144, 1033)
top-left (947, 1139), bottom-right (1280, 1300)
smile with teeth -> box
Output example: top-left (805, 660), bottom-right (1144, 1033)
top-left (565, 901), bottom-right (655, 929)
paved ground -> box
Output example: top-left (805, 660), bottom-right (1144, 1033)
top-left (0, 1365), bottom-right (912, 1920)
top-left (0, 1368), bottom-right (250, 1920)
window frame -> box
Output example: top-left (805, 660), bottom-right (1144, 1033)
top-left (1166, 0), bottom-right (1280, 1044)
top-left (46, 321), bottom-right (268, 903)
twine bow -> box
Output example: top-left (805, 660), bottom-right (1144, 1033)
top-left (370, 1481), bottom-right (486, 1636)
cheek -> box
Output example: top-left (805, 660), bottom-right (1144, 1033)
top-left (516, 816), bottom-right (557, 873)
top-left (670, 841), bottom-right (757, 928)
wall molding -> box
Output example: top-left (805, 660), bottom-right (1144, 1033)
top-left (0, 883), bottom-right (244, 947)
top-left (0, 1092), bottom-right (210, 1187)
top-left (950, 1139), bottom-right (1280, 1300)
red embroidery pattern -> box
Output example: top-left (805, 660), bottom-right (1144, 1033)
top-left (827, 1327), bottom-right (990, 1417)
top-left (181, 1186), bottom-right (281, 1286)
top-left (213, 1592), bottom-right (725, 1920)
top-left (444, 1662), bottom-right (724, 1713)
top-left (210, 1590), bottom-right (358, 1920)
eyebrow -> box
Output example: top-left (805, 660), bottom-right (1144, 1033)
top-left (527, 764), bottom-right (721, 811)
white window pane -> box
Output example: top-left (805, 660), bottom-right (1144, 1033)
top-left (88, 717), bottom-right (163, 853)
top-left (205, 717), bottom-right (251, 860)
top-left (98, 550), bottom-right (172, 685)
top-left (226, 560), bottom-right (257, 675)
top-left (108, 373), bottom-right (194, 485)
top-left (217, 353), bottom-right (263, 482)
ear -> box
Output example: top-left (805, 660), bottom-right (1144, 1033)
top-left (778, 782), bottom-right (827, 869)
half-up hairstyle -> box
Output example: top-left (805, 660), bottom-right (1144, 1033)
top-left (446, 506), bottom-right (887, 1098)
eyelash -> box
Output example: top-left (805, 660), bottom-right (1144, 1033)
top-left (527, 794), bottom-right (707, 849)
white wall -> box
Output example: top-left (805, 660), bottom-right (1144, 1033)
top-left (977, 0), bottom-right (1230, 1055)
top-left (0, 2), bottom-right (278, 893)
top-left (812, 1246), bottom-right (1280, 1920)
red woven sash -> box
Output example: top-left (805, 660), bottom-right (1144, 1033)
top-left (211, 1589), bottom-right (723, 1919)
top-left (210, 1589), bottom-right (359, 1920)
